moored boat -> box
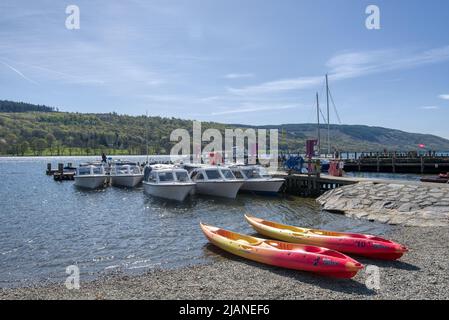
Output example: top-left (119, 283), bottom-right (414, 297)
top-left (200, 223), bottom-right (363, 278)
top-left (229, 165), bottom-right (284, 193)
top-left (245, 215), bottom-right (408, 260)
top-left (143, 164), bottom-right (195, 201)
top-left (74, 164), bottom-right (107, 189)
top-left (187, 165), bottom-right (244, 199)
top-left (110, 162), bottom-right (144, 188)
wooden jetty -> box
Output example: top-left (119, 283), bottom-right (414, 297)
top-left (342, 151), bottom-right (449, 174)
top-left (47, 163), bottom-right (77, 181)
top-left (274, 171), bottom-right (449, 197)
top-left (274, 172), bottom-right (359, 197)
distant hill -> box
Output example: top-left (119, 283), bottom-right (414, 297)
top-left (1, 100), bottom-right (448, 156)
top-left (0, 100), bottom-right (57, 113)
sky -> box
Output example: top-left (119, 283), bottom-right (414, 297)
top-left (1, 0), bottom-right (449, 138)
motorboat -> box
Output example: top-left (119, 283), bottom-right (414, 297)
top-left (188, 165), bottom-right (244, 199)
top-left (74, 164), bottom-right (107, 189)
top-left (142, 164), bottom-right (196, 201)
top-left (229, 165), bottom-right (285, 193)
top-left (110, 162), bottom-right (144, 188)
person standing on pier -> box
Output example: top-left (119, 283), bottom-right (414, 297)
top-left (101, 152), bottom-right (107, 163)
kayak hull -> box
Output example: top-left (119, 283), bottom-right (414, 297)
top-left (245, 215), bottom-right (408, 260)
top-left (200, 223), bottom-right (363, 278)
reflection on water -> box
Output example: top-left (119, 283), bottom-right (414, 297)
top-left (0, 157), bottom-right (390, 287)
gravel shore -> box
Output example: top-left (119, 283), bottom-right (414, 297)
top-left (1, 225), bottom-right (448, 300)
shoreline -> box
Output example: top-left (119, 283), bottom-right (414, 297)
top-left (1, 225), bottom-right (448, 300)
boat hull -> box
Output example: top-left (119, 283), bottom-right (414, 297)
top-left (245, 215), bottom-right (408, 260)
top-left (143, 182), bottom-right (195, 201)
top-left (111, 174), bottom-right (143, 188)
top-left (74, 175), bottom-right (107, 189)
top-left (240, 178), bottom-right (284, 193)
top-left (195, 181), bottom-right (243, 199)
top-left (200, 223), bottom-right (363, 278)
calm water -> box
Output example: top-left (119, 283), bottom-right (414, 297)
top-left (0, 156), bottom-right (391, 287)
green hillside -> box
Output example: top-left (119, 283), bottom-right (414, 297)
top-left (1, 100), bottom-right (448, 156)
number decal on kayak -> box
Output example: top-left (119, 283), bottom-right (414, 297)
top-left (356, 241), bottom-right (366, 248)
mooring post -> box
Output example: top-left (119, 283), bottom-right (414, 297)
top-left (392, 153), bottom-right (396, 173)
top-left (58, 163), bottom-right (64, 174)
top-left (420, 156), bottom-right (424, 174)
top-left (377, 155), bottom-right (380, 172)
top-left (46, 163), bottom-right (52, 175)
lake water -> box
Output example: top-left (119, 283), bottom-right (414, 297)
top-left (0, 156), bottom-right (391, 287)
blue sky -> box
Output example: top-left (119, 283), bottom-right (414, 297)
top-left (1, 0), bottom-right (449, 138)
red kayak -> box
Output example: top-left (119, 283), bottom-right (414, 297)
top-left (245, 215), bottom-right (408, 260)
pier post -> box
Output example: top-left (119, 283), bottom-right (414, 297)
top-left (392, 154), bottom-right (396, 173)
top-left (377, 155), bottom-right (380, 172)
top-left (420, 156), bottom-right (424, 174)
top-left (46, 163), bottom-right (52, 175)
top-left (58, 163), bottom-right (64, 174)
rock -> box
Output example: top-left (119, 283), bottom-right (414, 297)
top-left (316, 181), bottom-right (449, 227)
top-left (398, 203), bottom-right (420, 212)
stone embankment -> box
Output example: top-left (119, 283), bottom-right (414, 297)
top-left (317, 181), bottom-right (449, 227)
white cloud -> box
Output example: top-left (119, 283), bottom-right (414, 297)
top-left (224, 73), bottom-right (254, 79)
top-left (420, 106), bottom-right (439, 110)
top-left (439, 94), bottom-right (449, 100)
top-left (212, 104), bottom-right (299, 115)
top-left (228, 46), bottom-right (449, 95)
top-left (227, 76), bottom-right (322, 95)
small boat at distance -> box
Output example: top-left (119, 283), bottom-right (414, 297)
top-left (200, 223), bottom-right (363, 278)
top-left (143, 165), bottom-right (195, 201)
top-left (229, 165), bottom-right (285, 193)
top-left (187, 165), bottom-right (244, 199)
top-left (110, 162), bottom-right (144, 188)
top-left (245, 215), bottom-right (408, 260)
top-left (74, 164), bottom-right (107, 189)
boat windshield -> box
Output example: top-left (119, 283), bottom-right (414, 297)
top-left (232, 169), bottom-right (244, 179)
top-left (158, 172), bottom-right (174, 182)
top-left (131, 166), bottom-right (141, 174)
top-left (205, 169), bottom-right (221, 180)
top-left (258, 167), bottom-right (271, 178)
top-left (92, 167), bottom-right (103, 175)
top-left (78, 167), bottom-right (92, 176)
top-left (115, 166), bottom-right (129, 175)
top-left (175, 171), bottom-right (190, 182)
top-left (221, 169), bottom-right (236, 180)
top-left (242, 168), bottom-right (262, 179)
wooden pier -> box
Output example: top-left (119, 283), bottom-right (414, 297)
top-left (342, 152), bottom-right (449, 174)
top-left (46, 163), bottom-right (77, 181)
top-left (274, 172), bottom-right (359, 197)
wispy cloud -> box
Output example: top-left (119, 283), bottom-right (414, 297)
top-left (228, 46), bottom-right (449, 95)
top-left (224, 73), bottom-right (254, 79)
top-left (0, 60), bottom-right (38, 84)
top-left (228, 76), bottom-right (322, 95)
top-left (420, 106), bottom-right (439, 110)
top-left (212, 104), bottom-right (299, 115)
top-left (439, 94), bottom-right (449, 100)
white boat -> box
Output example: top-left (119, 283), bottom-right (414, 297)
top-left (188, 165), bottom-right (244, 199)
top-left (229, 165), bottom-right (285, 193)
top-left (142, 165), bottom-right (195, 201)
top-left (74, 165), bottom-right (107, 189)
top-left (110, 163), bottom-right (144, 188)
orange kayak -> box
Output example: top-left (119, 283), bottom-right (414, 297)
top-left (200, 223), bottom-right (363, 278)
top-left (245, 215), bottom-right (408, 260)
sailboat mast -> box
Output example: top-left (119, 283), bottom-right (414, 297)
top-left (326, 74), bottom-right (330, 157)
top-left (145, 110), bottom-right (149, 164)
top-left (316, 92), bottom-right (320, 156)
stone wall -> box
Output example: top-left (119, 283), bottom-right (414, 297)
top-left (317, 182), bottom-right (449, 227)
